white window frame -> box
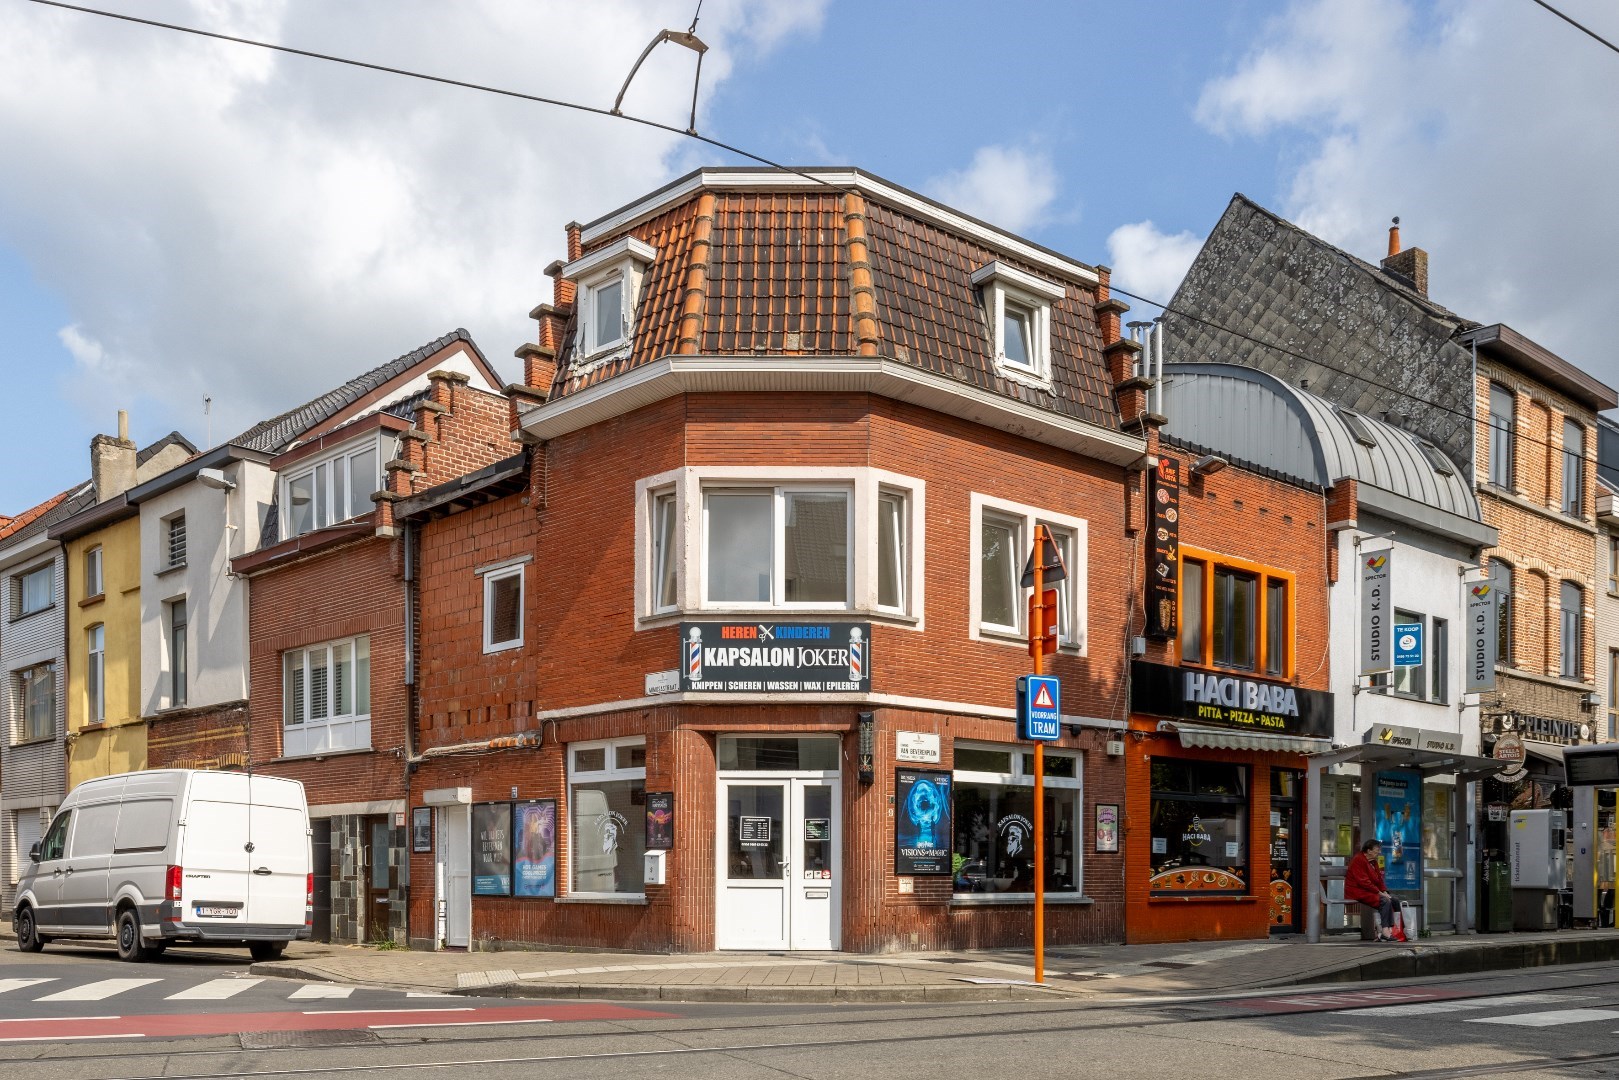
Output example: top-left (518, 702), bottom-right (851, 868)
top-left (13, 562), bottom-right (53, 618)
top-left (968, 492), bottom-right (1087, 653)
top-left (481, 559), bottom-right (527, 653)
top-left (281, 433), bottom-right (390, 540)
top-left (87, 624), bottom-right (105, 725)
top-left (649, 487), bottom-right (679, 615)
top-left (281, 634), bottom-right (372, 758)
top-left (84, 547), bottom-right (103, 598)
top-left (567, 736), bottom-right (647, 899)
top-left (164, 513), bottom-right (187, 570)
top-left (633, 466), bottom-right (926, 627)
top-left (952, 741), bottom-right (1083, 901)
top-left (562, 236), bottom-right (656, 369)
top-left (971, 261), bottom-right (1064, 389)
top-left (701, 483), bottom-right (854, 610)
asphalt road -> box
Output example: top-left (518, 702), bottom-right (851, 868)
top-left (8, 943), bottom-right (1619, 1078)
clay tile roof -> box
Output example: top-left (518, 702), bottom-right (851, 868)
top-left (0, 486), bottom-right (78, 543)
top-left (230, 329), bottom-right (483, 453)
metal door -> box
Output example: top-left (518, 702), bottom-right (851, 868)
top-left (438, 804), bottom-right (471, 949)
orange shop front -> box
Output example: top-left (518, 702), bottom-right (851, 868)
top-left (1123, 661), bottom-right (1335, 944)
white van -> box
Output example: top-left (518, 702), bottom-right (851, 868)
top-left (13, 770), bottom-right (312, 962)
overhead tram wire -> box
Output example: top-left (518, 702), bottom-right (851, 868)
top-left (1527, 0), bottom-right (1619, 56)
top-left (23, 0), bottom-right (1609, 471)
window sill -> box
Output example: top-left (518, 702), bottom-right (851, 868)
top-left (1481, 484), bottom-right (1597, 535)
top-left (483, 640), bottom-right (524, 655)
top-left (992, 359), bottom-right (1054, 392)
top-left (9, 735), bottom-right (56, 748)
top-left (155, 562), bottom-right (187, 578)
top-left (950, 893), bottom-right (1093, 907)
top-left (10, 604), bottom-right (56, 623)
top-left (78, 594), bottom-right (106, 609)
top-left (638, 608), bottom-right (922, 631)
top-left (269, 744), bottom-right (374, 763)
top-left (1148, 894), bottom-right (1260, 904)
top-left (975, 625), bottom-right (1083, 654)
top-left (570, 343), bottom-right (631, 377)
top-left (555, 894), bottom-right (648, 906)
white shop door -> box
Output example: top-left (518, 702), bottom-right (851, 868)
top-left (716, 777), bottom-right (840, 950)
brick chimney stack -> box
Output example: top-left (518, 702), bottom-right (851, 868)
top-left (1380, 215), bottom-right (1429, 297)
top-left (90, 409), bottom-right (137, 502)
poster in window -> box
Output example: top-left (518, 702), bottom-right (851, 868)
top-left (471, 802), bottom-right (512, 896)
top-left (1095, 803), bottom-right (1119, 853)
top-left (512, 800), bottom-right (556, 898)
top-left (895, 768), bottom-right (952, 875)
top-left (1374, 769), bottom-right (1423, 891)
top-left (411, 806), bottom-right (433, 853)
top-left (645, 791), bottom-right (674, 851)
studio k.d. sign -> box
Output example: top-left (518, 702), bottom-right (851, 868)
top-left (681, 622), bottom-right (871, 693)
top-left (1130, 660), bottom-right (1333, 738)
top-left (1465, 579), bottom-right (1498, 693)
top-left (1360, 550), bottom-right (1391, 676)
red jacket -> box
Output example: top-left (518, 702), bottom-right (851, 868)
top-left (1345, 850), bottom-right (1386, 906)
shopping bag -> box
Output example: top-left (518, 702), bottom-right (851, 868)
top-left (1389, 907), bottom-right (1406, 942)
top-left (1399, 901), bottom-right (1417, 938)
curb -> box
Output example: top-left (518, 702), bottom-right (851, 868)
top-left (1294, 936), bottom-right (1619, 985)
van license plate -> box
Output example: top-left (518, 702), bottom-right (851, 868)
top-left (196, 906), bottom-right (239, 918)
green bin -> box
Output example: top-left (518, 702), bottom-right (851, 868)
top-left (1480, 860), bottom-right (1512, 933)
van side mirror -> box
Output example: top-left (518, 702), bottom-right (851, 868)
top-left (28, 843), bottom-right (40, 863)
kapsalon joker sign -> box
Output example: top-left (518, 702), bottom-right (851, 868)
top-left (1130, 660), bottom-right (1333, 738)
top-left (681, 622), bottom-right (871, 693)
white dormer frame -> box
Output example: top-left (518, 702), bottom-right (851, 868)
top-left (971, 261), bottom-right (1065, 390)
top-left (562, 236), bottom-right (657, 371)
top-left (279, 430), bottom-right (395, 540)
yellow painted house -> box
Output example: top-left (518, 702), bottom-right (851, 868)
top-left (49, 424), bottom-right (195, 788)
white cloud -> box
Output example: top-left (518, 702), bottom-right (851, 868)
top-left (0, 0), bottom-right (827, 453)
top-left (1193, 0), bottom-right (1619, 383)
top-left (1106, 222), bottom-right (1205, 310)
top-left (926, 144), bottom-right (1060, 235)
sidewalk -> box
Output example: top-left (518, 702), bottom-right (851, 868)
top-left (249, 927), bottom-right (1619, 1004)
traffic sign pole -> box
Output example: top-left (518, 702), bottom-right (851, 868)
top-left (1032, 527), bottom-right (1046, 986)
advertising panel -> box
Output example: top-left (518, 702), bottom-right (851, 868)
top-left (1374, 769), bottom-right (1423, 892)
top-left (512, 800), bottom-right (557, 898)
top-left (472, 802), bottom-right (513, 897)
top-left (1360, 550), bottom-right (1392, 676)
top-left (1465, 579), bottom-right (1498, 692)
top-left (681, 622), bottom-right (870, 693)
top-left (894, 768), bottom-right (952, 875)
top-left (645, 791), bottom-right (674, 851)
top-left (1145, 455), bottom-right (1181, 638)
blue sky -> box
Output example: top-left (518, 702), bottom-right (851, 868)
top-left (2, 0), bottom-right (1615, 513)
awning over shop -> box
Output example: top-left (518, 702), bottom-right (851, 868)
top-left (1157, 721), bottom-right (1332, 755)
top-left (1524, 743), bottom-right (1565, 770)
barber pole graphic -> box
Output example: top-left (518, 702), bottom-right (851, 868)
top-left (687, 626), bottom-right (703, 682)
top-left (848, 626), bottom-right (864, 681)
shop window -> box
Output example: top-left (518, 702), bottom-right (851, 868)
top-left (1391, 610), bottom-right (1448, 704)
top-left (1149, 759), bottom-right (1249, 895)
top-left (1179, 549), bottom-right (1291, 676)
top-left (1560, 581), bottom-right (1584, 679)
top-left (1488, 383), bottom-right (1515, 489)
top-left (568, 738), bottom-right (647, 897)
top-left (1563, 418), bottom-right (1585, 517)
top-left (952, 742), bottom-right (1081, 898)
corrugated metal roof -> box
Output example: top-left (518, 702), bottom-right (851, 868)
top-left (1162, 364), bottom-right (1480, 522)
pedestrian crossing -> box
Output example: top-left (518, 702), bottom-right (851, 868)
top-left (1333, 990), bottom-right (1619, 1029)
top-left (0, 975), bottom-right (369, 1005)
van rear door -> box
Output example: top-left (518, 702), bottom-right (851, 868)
top-left (179, 796), bottom-right (252, 926)
top-left (244, 777), bottom-right (310, 928)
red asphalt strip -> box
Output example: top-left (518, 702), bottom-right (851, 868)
top-left (0, 1003), bottom-right (672, 1041)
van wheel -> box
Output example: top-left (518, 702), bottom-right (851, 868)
top-left (249, 942), bottom-right (286, 962)
top-left (15, 907), bottom-right (45, 953)
top-left (115, 909), bottom-right (151, 963)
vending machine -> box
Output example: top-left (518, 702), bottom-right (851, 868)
top-left (1510, 809), bottom-right (1566, 930)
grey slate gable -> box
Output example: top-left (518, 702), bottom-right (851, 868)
top-left (1162, 194), bottom-right (1481, 472)
top-left (229, 328), bottom-right (483, 453)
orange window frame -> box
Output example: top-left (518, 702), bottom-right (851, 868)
top-left (1177, 546), bottom-right (1296, 680)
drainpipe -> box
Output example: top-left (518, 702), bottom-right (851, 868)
top-left (401, 521), bottom-right (418, 942)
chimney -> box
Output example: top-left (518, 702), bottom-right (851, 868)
top-left (1380, 215), bottom-right (1429, 297)
top-left (90, 409), bottom-right (137, 502)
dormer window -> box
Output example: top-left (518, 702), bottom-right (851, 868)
top-left (562, 235), bottom-right (656, 367)
top-left (970, 261), bottom-right (1065, 388)
top-left (282, 434), bottom-right (391, 539)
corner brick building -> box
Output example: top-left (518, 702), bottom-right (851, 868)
top-left (402, 168), bottom-right (1161, 952)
